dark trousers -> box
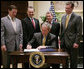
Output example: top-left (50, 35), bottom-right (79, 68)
top-left (23, 63), bottom-right (29, 68)
top-left (68, 48), bottom-right (78, 68)
top-left (62, 44), bottom-right (78, 68)
top-left (2, 51), bottom-right (10, 68)
top-left (2, 44), bottom-right (18, 68)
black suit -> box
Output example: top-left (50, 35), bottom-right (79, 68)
top-left (22, 17), bottom-right (41, 49)
top-left (28, 32), bottom-right (57, 48)
top-left (47, 21), bottom-right (60, 68)
top-left (60, 12), bottom-right (82, 68)
top-left (50, 21), bottom-right (60, 48)
top-left (21, 17), bottom-right (41, 68)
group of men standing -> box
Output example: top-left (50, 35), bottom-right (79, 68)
top-left (1, 1), bottom-right (82, 68)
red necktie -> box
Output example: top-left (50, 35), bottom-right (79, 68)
top-left (31, 18), bottom-right (36, 29)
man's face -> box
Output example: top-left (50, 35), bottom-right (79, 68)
top-left (42, 26), bottom-right (49, 36)
top-left (27, 8), bottom-right (34, 18)
top-left (65, 4), bottom-right (73, 14)
top-left (46, 13), bottom-right (53, 23)
top-left (8, 9), bottom-right (17, 18)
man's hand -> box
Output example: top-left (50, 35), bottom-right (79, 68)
top-left (19, 44), bottom-right (23, 51)
top-left (27, 45), bottom-right (32, 49)
top-left (1, 45), bottom-right (7, 52)
top-left (73, 43), bottom-right (79, 48)
top-left (36, 46), bottom-right (46, 50)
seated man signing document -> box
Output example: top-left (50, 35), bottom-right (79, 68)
top-left (26, 22), bottom-right (57, 50)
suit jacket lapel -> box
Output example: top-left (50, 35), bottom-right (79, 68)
top-left (41, 33), bottom-right (49, 45)
top-left (15, 18), bottom-right (18, 33)
top-left (45, 33), bottom-right (50, 45)
top-left (67, 12), bottom-right (74, 29)
top-left (29, 17), bottom-right (36, 29)
top-left (7, 16), bottom-right (16, 33)
top-left (33, 18), bottom-right (36, 29)
top-left (40, 33), bottom-right (43, 45)
top-left (62, 14), bottom-right (68, 35)
top-left (64, 13), bottom-right (74, 30)
top-left (63, 15), bottom-right (67, 30)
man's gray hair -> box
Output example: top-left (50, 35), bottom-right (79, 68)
top-left (41, 22), bottom-right (52, 31)
top-left (46, 11), bottom-right (53, 16)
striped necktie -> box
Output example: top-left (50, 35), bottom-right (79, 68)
top-left (42, 36), bottom-right (46, 46)
top-left (31, 18), bottom-right (36, 29)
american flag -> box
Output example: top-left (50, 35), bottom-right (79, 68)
top-left (49, 1), bottom-right (56, 21)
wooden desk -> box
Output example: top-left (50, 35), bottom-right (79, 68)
top-left (9, 49), bottom-right (69, 68)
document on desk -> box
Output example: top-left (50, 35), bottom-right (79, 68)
top-left (24, 49), bottom-right (39, 52)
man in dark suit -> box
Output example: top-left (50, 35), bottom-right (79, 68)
top-left (46, 11), bottom-right (60, 48)
top-left (27, 22), bottom-right (57, 49)
top-left (22, 6), bottom-right (41, 49)
top-left (60, 2), bottom-right (82, 68)
top-left (45, 11), bottom-right (60, 68)
top-left (21, 6), bottom-right (41, 68)
top-left (27, 22), bottom-right (57, 68)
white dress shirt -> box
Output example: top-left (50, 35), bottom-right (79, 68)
top-left (8, 15), bottom-right (16, 32)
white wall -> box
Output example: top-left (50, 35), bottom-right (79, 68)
top-left (34, 1), bottom-right (50, 23)
top-left (28, 1), bottom-right (33, 7)
top-left (29, 1), bottom-right (50, 23)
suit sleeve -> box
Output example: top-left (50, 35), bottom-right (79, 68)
top-left (19, 20), bottom-right (23, 45)
top-left (27, 34), bottom-right (36, 47)
top-left (37, 19), bottom-right (41, 32)
top-left (56, 23), bottom-right (60, 37)
top-left (60, 16), bottom-right (64, 39)
top-left (21, 19), bottom-right (28, 41)
top-left (75, 16), bottom-right (82, 44)
top-left (51, 36), bottom-right (57, 48)
top-left (1, 19), bottom-right (5, 46)
top-left (51, 40), bottom-right (57, 48)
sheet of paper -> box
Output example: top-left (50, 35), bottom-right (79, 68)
top-left (24, 49), bottom-right (39, 52)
